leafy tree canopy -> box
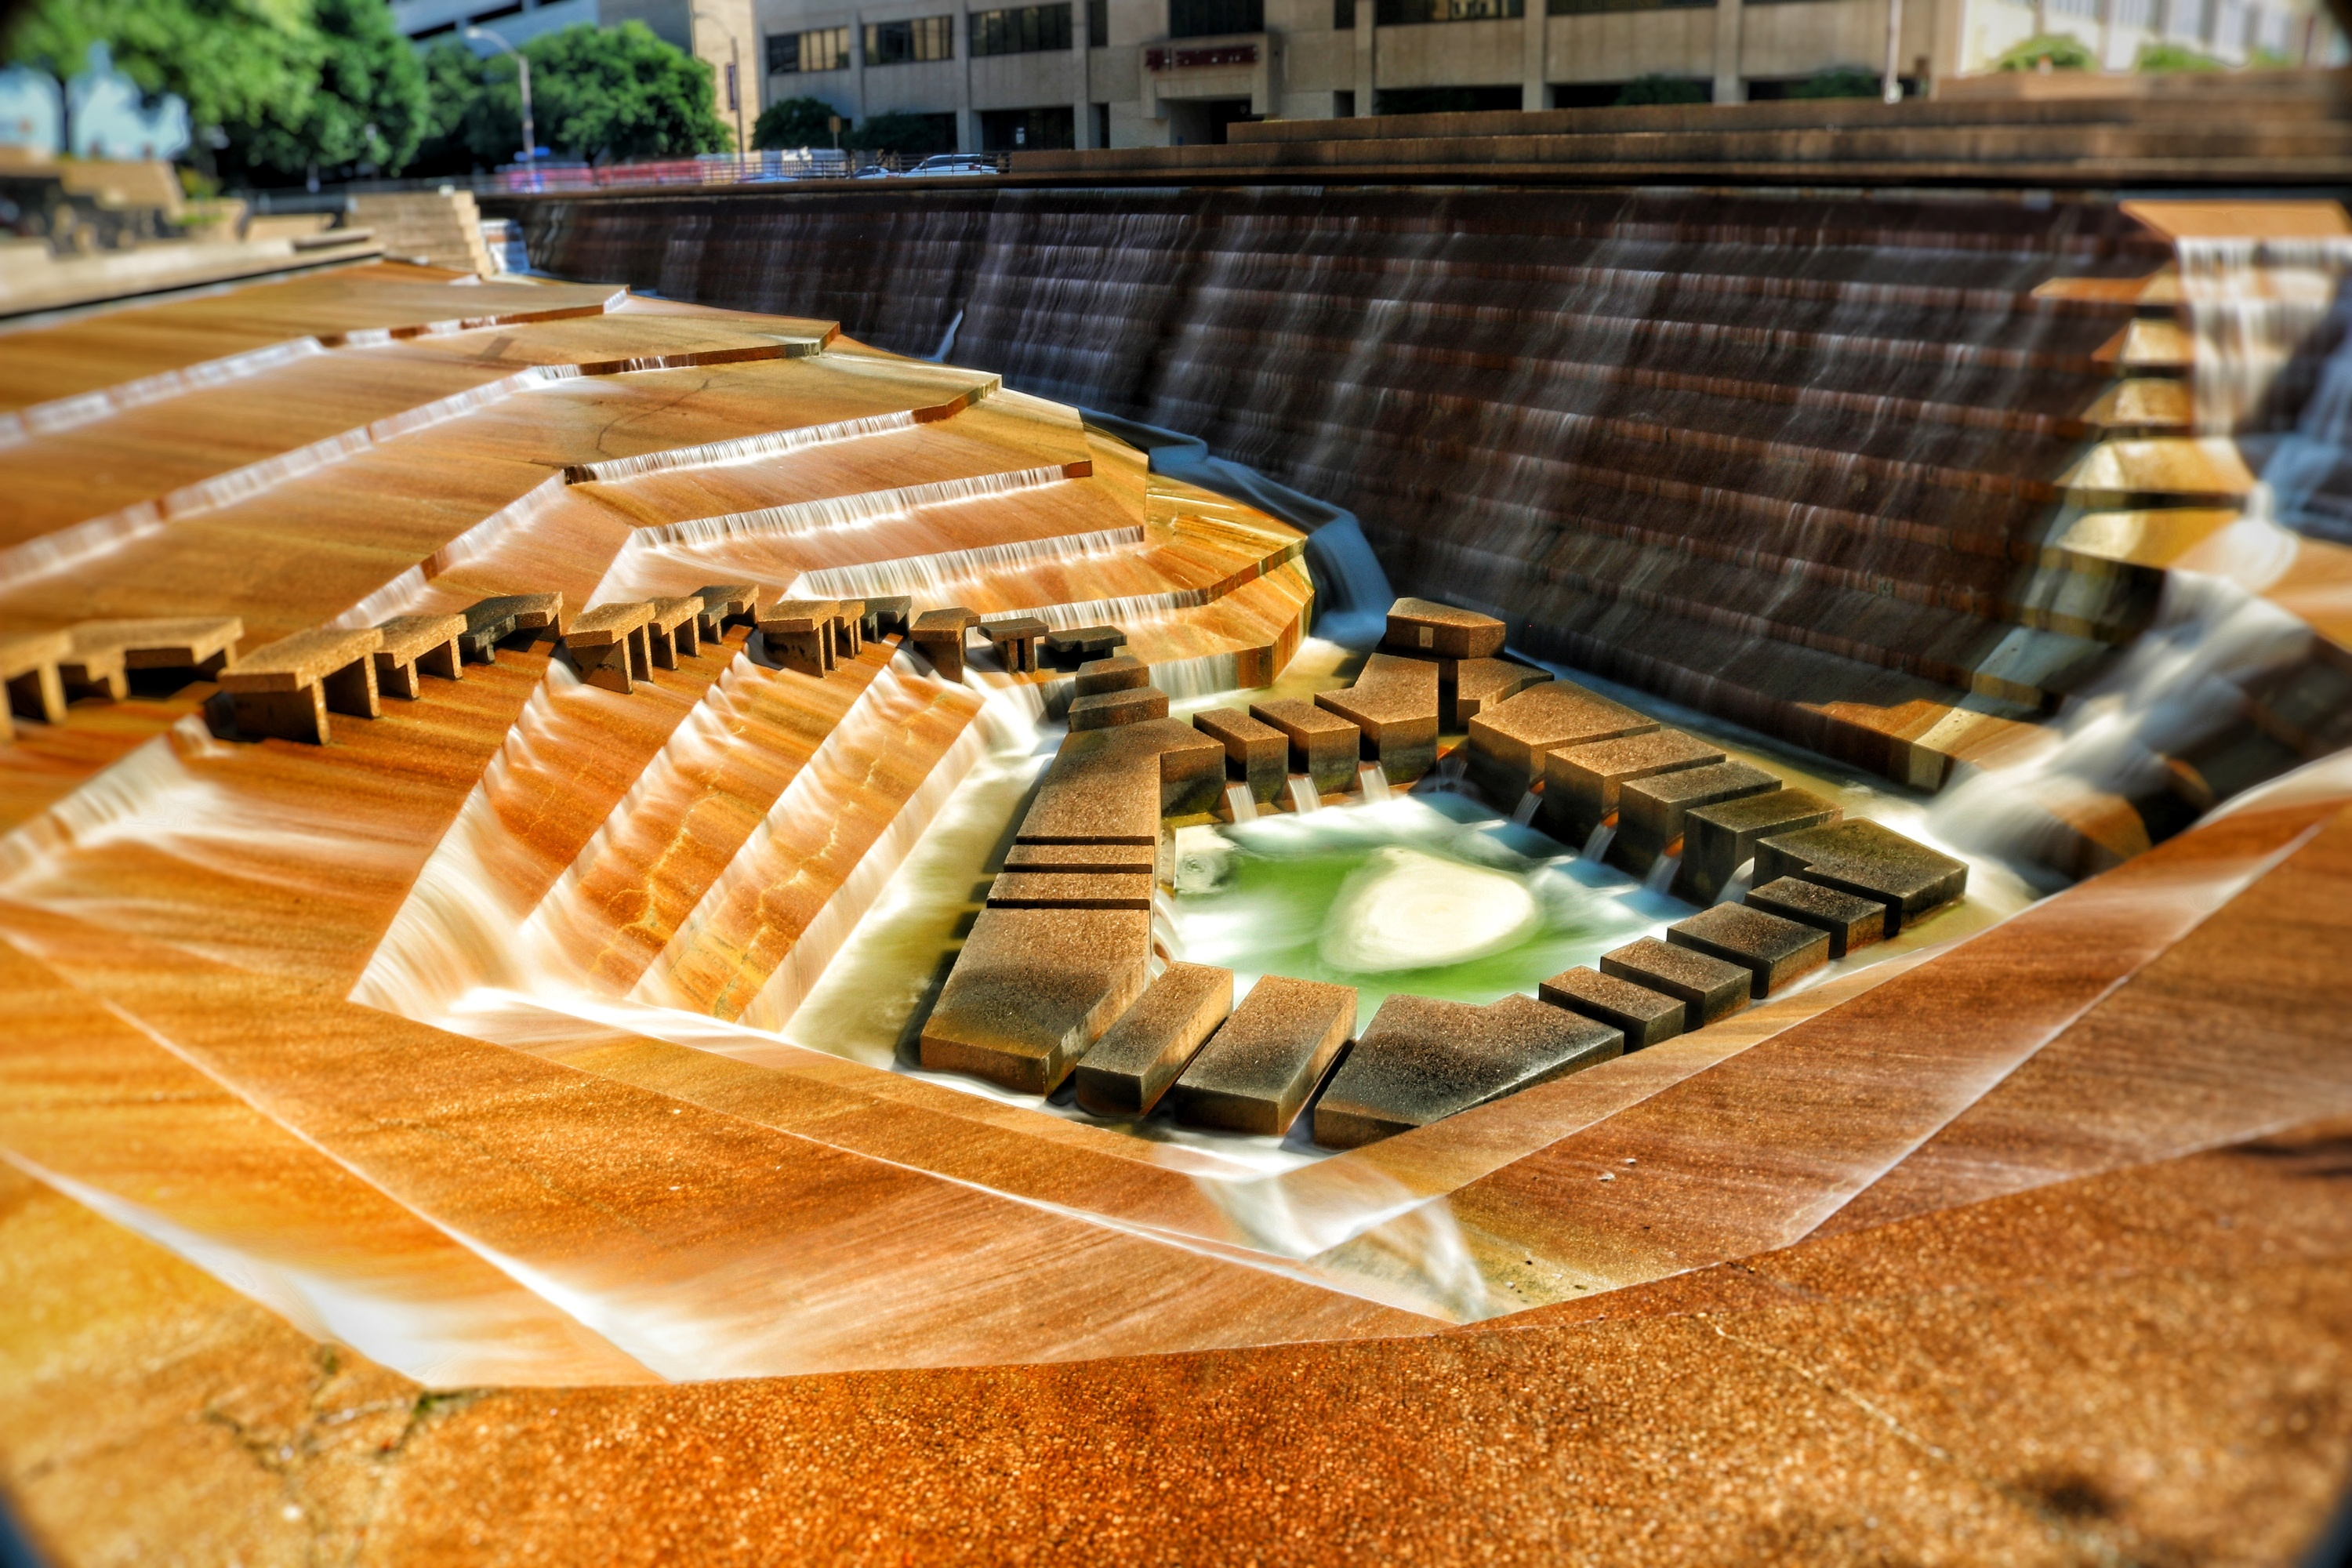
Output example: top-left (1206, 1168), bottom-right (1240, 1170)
top-left (4, 0), bottom-right (321, 136)
top-left (851, 109), bottom-right (954, 154)
top-left (2137, 40), bottom-right (2225, 70)
top-left (753, 95), bottom-right (844, 150)
top-left (223, 0), bottom-right (428, 180)
top-left (1788, 67), bottom-right (1882, 99)
top-left (468, 22), bottom-right (734, 165)
top-left (1996, 32), bottom-right (2096, 70)
top-left (1614, 74), bottom-right (1707, 106)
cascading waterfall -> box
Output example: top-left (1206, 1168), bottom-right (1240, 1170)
top-left (2178, 235), bottom-right (2352, 436)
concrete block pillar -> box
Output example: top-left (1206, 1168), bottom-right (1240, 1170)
top-left (1522, 0), bottom-right (1545, 110)
top-left (1074, 0), bottom-right (1094, 146)
top-left (1712, 0), bottom-right (1745, 103)
top-left (1355, 2), bottom-right (1375, 113)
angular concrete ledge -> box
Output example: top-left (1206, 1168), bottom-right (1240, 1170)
top-left (371, 612), bottom-right (465, 700)
top-left (918, 906), bottom-right (1153, 1094)
top-left (1539, 964), bottom-right (1686, 1050)
top-left (1542, 728), bottom-right (1724, 846)
top-left (1074, 655), bottom-right (1149, 695)
top-left (980, 615), bottom-right (1049, 673)
top-left (0, 629), bottom-right (69, 740)
top-left (1004, 842), bottom-right (1157, 874)
top-left (648, 596), bottom-right (705, 667)
top-left (1248, 698), bottom-right (1361, 794)
top-left (985, 870), bottom-right (1156, 910)
top-left (1449, 656), bottom-right (1551, 728)
top-left (757, 599), bottom-right (842, 678)
top-left (1600, 936), bottom-right (1750, 1032)
top-left (219, 625), bottom-right (384, 744)
top-left (1171, 975), bottom-right (1355, 1136)
top-left (60, 616), bottom-right (244, 698)
top-left (1193, 707), bottom-right (1289, 804)
top-left (909, 607), bottom-right (978, 683)
top-left (567, 601), bottom-right (656, 693)
top-left (459, 593), bottom-right (562, 664)
top-left (1468, 681), bottom-right (1655, 803)
top-left (1755, 818), bottom-right (1969, 934)
top-left (1069, 686), bottom-right (1169, 731)
top-left (1675, 786), bottom-right (1842, 905)
top-left (1047, 624), bottom-right (1127, 663)
top-left (691, 584), bottom-right (759, 643)
top-left (1073, 962), bottom-right (1232, 1117)
top-left (1314, 993), bottom-right (1621, 1149)
top-left (1742, 876), bottom-right (1889, 958)
top-left (1315, 653), bottom-right (1439, 783)
top-left (1018, 718), bottom-right (1226, 844)
top-left (1384, 597), bottom-right (1504, 660)
top-left (1611, 760), bottom-right (1780, 876)
top-left (862, 594), bottom-right (913, 639)
top-left (1667, 903), bottom-right (1831, 1000)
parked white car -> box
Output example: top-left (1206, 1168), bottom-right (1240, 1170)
top-left (906, 154), bottom-right (1000, 177)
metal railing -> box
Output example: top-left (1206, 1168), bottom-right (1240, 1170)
top-left (482, 148), bottom-right (853, 192)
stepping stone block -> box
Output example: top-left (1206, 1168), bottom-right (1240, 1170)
top-left (1069, 687), bottom-right (1169, 731)
top-left (1744, 877), bottom-right (1887, 958)
top-left (985, 870), bottom-right (1155, 910)
top-left (1314, 993), bottom-right (1621, 1149)
top-left (0, 630), bottom-right (69, 741)
top-left (980, 616), bottom-right (1050, 673)
top-left (1542, 728), bottom-right (1724, 845)
top-left (919, 906), bottom-right (1153, 1094)
top-left (1074, 655), bottom-right (1149, 695)
top-left (862, 594), bottom-right (913, 639)
top-left (1754, 818), bottom-right (1969, 935)
top-left (218, 625), bottom-right (384, 744)
top-left (1599, 937), bottom-right (1750, 1033)
top-left (370, 613), bottom-right (465, 699)
top-left (690, 584), bottom-right (759, 642)
top-left (1666, 903), bottom-right (1830, 1000)
top-left (1074, 962), bottom-right (1233, 1117)
top-left (1018, 718), bottom-right (1226, 844)
top-left (60, 616), bottom-right (245, 697)
top-left (1314, 653), bottom-right (1439, 783)
top-left (1449, 657), bottom-right (1550, 728)
top-left (1467, 681), bottom-right (1655, 803)
top-left (909, 607), bottom-right (979, 683)
top-left (1004, 841), bottom-right (1157, 874)
top-left (567, 601), bottom-right (657, 692)
top-left (645, 597), bottom-right (703, 668)
top-left (1675, 787), bottom-right (1842, 905)
top-left (1383, 597), bottom-right (1504, 660)
top-left (830, 599), bottom-right (866, 657)
top-left (1539, 966), bottom-right (1686, 1050)
top-left (1193, 708), bottom-right (1289, 804)
top-left (1248, 698), bottom-right (1361, 794)
top-left (1610, 760), bottom-right (1780, 877)
top-left (1171, 975), bottom-right (1356, 1136)
top-left (758, 600), bottom-right (842, 677)
top-left (458, 593), bottom-right (562, 663)
top-left (1047, 624), bottom-right (1127, 664)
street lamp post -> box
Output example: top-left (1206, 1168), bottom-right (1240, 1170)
top-left (464, 25), bottom-right (537, 187)
top-left (692, 10), bottom-right (748, 171)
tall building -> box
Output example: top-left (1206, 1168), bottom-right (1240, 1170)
top-left (750, 0), bottom-right (2336, 151)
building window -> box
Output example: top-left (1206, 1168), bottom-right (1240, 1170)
top-left (865, 16), bottom-right (956, 64)
top-left (972, 3), bottom-right (1073, 53)
top-left (1373, 85), bottom-right (1523, 112)
top-left (1087, 0), bottom-right (1109, 38)
top-left (768, 27), bottom-right (850, 72)
top-left (1334, 89), bottom-right (1356, 114)
top-left (1169, 0), bottom-right (1264, 37)
top-left (980, 106), bottom-right (1076, 150)
top-left (1091, 100), bottom-right (1110, 143)
top-left (1335, 0), bottom-right (1356, 24)
top-left (1547, 0), bottom-right (1709, 11)
top-left (1374, 0), bottom-right (1519, 20)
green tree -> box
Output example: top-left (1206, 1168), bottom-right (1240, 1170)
top-left (1788, 67), bottom-right (1882, 98)
top-left (753, 95), bottom-right (844, 150)
top-left (223, 0), bottom-right (429, 180)
top-left (2137, 40), bottom-right (2225, 70)
top-left (1995, 32), bottom-right (2096, 70)
top-left (851, 109), bottom-right (953, 155)
top-left (408, 37), bottom-right (488, 174)
top-left (3, 0), bottom-right (320, 141)
top-left (1614, 74), bottom-right (1707, 106)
